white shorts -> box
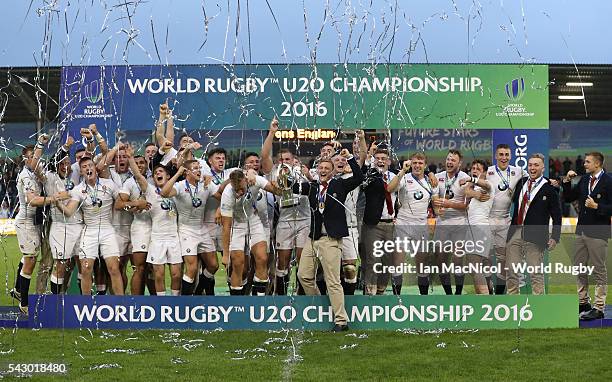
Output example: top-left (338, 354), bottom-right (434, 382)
top-left (114, 225), bottom-right (131, 257)
top-left (230, 217), bottom-right (267, 252)
top-left (15, 220), bottom-right (41, 255)
top-left (200, 222), bottom-right (222, 253)
top-left (490, 216), bottom-right (511, 250)
top-left (79, 226), bottom-right (120, 260)
top-left (395, 220), bottom-right (429, 242)
top-left (179, 227), bottom-right (215, 257)
top-left (131, 222), bottom-right (151, 253)
top-left (49, 222), bottom-right (82, 260)
top-left (275, 219), bottom-right (310, 250)
top-left (465, 224), bottom-right (493, 258)
top-left (341, 227), bottom-right (359, 261)
top-left (433, 220), bottom-right (468, 252)
top-left (147, 238), bottom-right (182, 265)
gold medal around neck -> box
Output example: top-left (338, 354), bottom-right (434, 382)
top-left (318, 202), bottom-right (325, 210)
top-left (168, 210), bottom-right (176, 217)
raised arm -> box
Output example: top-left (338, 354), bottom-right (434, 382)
top-left (160, 166), bottom-right (185, 198)
top-left (80, 127), bottom-right (97, 157)
top-left (355, 130), bottom-right (368, 168)
top-left (155, 101), bottom-right (170, 146)
top-left (29, 191), bottom-right (71, 207)
top-left (561, 170), bottom-right (581, 203)
top-left (261, 117), bottom-right (278, 175)
top-left (89, 124), bottom-right (108, 155)
top-left (339, 150), bottom-right (364, 192)
top-left (388, 160), bottom-right (410, 193)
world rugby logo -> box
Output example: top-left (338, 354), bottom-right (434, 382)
top-left (84, 79), bottom-right (103, 104)
top-left (505, 77), bottom-right (525, 101)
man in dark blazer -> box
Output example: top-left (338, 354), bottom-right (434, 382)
top-left (294, 148), bottom-right (363, 332)
top-left (360, 146), bottom-right (399, 295)
top-left (562, 151), bottom-right (612, 320)
top-left (506, 153), bottom-right (562, 295)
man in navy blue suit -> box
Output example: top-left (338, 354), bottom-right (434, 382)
top-left (562, 152), bottom-right (612, 320)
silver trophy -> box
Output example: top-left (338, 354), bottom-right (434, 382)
top-left (276, 163), bottom-right (300, 208)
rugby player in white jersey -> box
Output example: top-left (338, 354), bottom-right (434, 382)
top-left (243, 152), bottom-right (276, 293)
top-left (331, 130), bottom-right (367, 295)
top-left (461, 159), bottom-right (494, 294)
top-left (220, 170), bottom-right (281, 295)
top-left (130, 163), bottom-right (182, 295)
top-left (261, 118), bottom-right (312, 295)
top-left (160, 160), bottom-right (222, 295)
top-left (201, 147), bottom-right (241, 270)
top-left (56, 157), bottom-right (146, 295)
top-left (102, 144), bottom-right (135, 292)
top-left (432, 149), bottom-right (470, 295)
top-left (486, 143), bottom-right (528, 294)
top-left (12, 136), bottom-right (71, 313)
top-left (388, 153), bottom-right (439, 295)
top-left (119, 148), bottom-right (154, 295)
top-left (69, 125), bottom-right (102, 187)
top-left (44, 136), bottom-right (84, 294)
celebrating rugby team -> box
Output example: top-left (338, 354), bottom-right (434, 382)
top-left (10, 101), bottom-right (611, 329)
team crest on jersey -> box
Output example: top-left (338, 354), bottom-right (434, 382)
top-left (511, 171), bottom-right (516, 175)
top-left (141, 245), bottom-right (146, 249)
top-left (438, 178), bottom-right (444, 182)
top-left (488, 171), bottom-right (494, 175)
top-left (542, 196), bottom-right (547, 201)
top-left (257, 192), bottom-right (263, 201)
top-left (186, 248), bottom-right (191, 253)
top-left (407, 180), bottom-right (413, 184)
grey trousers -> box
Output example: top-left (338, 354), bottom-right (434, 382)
top-left (361, 222), bottom-right (395, 295)
top-left (575, 234), bottom-right (608, 311)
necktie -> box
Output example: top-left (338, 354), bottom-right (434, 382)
top-left (589, 176), bottom-right (596, 194)
top-left (382, 173), bottom-right (394, 216)
top-left (517, 180), bottom-right (533, 225)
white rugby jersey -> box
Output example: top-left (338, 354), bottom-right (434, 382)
top-left (435, 170), bottom-right (470, 223)
top-left (44, 171), bottom-right (83, 225)
top-left (109, 167), bottom-right (134, 226)
top-left (15, 167), bottom-right (41, 221)
top-left (144, 185), bottom-right (178, 239)
top-left (396, 173), bottom-right (433, 225)
top-left (220, 176), bottom-right (269, 224)
top-left (201, 164), bottom-right (241, 223)
top-left (486, 165), bottom-right (527, 219)
top-left (69, 177), bottom-right (119, 229)
top-left (269, 164), bottom-right (311, 222)
top-left (467, 184), bottom-right (495, 225)
top-left (120, 177), bottom-right (152, 227)
top-left (173, 179), bottom-right (217, 229)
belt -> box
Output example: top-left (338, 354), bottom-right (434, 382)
top-left (379, 219), bottom-right (394, 223)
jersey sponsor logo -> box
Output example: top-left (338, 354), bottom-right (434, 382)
top-left (488, 171), bottom-right (494, 175)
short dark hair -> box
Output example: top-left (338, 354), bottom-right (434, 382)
top-left (229, 169), bottom-right (245, 189)
top-left (471, 159), bottom-right (487, 170)
top-left (207, 147), bottom-right (227, 158)
top-left (244, 152), bottom-right (259, 160)
top-left (22, 145), bottom-right (34, 157)
top-left (322, 142), bottom-right (334, 149)
top-left (585, 152), bottom-right (604, 166)
top-left (75, 147), bottom-right (86, 154)
top-left (496, 144), bottom-right (511, 151)
top-left (178, 133), bottom-right (191, 141)
top-left (78, 156), bottom-right (94, 167)
top-left (183, 159), bottom-right (199, 169)
top-left (448, 149), bottom-right (463, 160)
top-left (410, 152), bottom-right (427, 161)
top-left (374, 149), bottom-right (389, 156)
top-left (133, 155), bottom-right (145, 161)
top-left (278, 148), bottom-right (294, 157)
top-left (145, 143), bottom-right (157, 149)
top-left (152, 164), bottom-right (169, 174)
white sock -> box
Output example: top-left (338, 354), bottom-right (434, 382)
top-left (156, 291), bottom-right (166, 296)
top-left (171, 289), bottom-right (180, 296)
